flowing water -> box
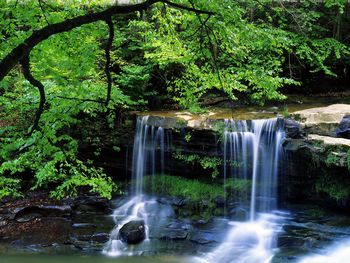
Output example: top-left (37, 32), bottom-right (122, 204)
top-left (3, 115), bottom-right (350, 263)
top-left (298, 238), bottom-right (350, 263)
top-left (104, 116), bottom-right (169, 256)
top-left (204, 118), bottom-right (286, 263)
top-left (105, 117), bottom-right (287, 262)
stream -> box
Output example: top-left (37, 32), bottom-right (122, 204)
top-left (1, 114), bottom-right (350, 263)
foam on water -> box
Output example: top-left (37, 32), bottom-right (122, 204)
top-left (299, 239), bottom-right (350, 263)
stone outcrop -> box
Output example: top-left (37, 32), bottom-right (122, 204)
top-left (0, 194), bottom-right (114, 250)
top-left (292, 104), bottom-right (350, 136)
top-left (308, 134), bottom-right (350, 147)
top-left (293, 104), bottom-right (350, 125)
top-left (335, 115), bottom-right (350, 139)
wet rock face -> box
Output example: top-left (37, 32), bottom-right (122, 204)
top-left (284, 119), bottom-right (304, 139)
top-left (119, 220), bottom-right (146, 244)
top-left (73, 195), bottom-right (112, 214)
top-left (335, 115), bottom-right (350, 139)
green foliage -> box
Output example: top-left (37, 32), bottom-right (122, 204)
top-left (173, 152), bottom-right (222, 178)
top-left (282, 107), bottom-right (290, 118)
top-left (1, 0), bottom-right (350, 200)
top-left (212, 121), bottom-right (226, 141)
top-left (0, 176), bottom-right (22, 200)
top-left (184, 132), bottom-right (192, 142)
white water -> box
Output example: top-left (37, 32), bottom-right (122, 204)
top-left (206, 118), bottom-right (285, 263)
top-left (299, 238), bottom-right (350, 263)
top-left (105, 117), bottom-right (287, 261)
top-left (104, 116), bottom-right (167, 256)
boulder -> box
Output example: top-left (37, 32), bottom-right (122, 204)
top-left (293, 104), bottom-right (350, 125)
top-left (12, 205), bottom-right (72, 222)
top-left (292, 104), bottom-right (350, 136)
top-left (335, 115), bottom-right (350, 139)
top-left (119, 220), bottom-right (146, 244)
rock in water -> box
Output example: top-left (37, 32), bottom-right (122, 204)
top-left (119, 220), bottom-right (146, 244)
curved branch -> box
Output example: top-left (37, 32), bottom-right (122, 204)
top-left (104, 18), bottom-right (114, 106)
top-left (20, 56), bottom-right (46, 135)
top-left (0, 0), bottom-right (214, 81)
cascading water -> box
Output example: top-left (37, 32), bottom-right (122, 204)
top-left (299, 238), bottom-right (350, 263)
top-left (206, 118), bottom-right (285, 263)
top-left (131, 116), bottom-right (165, 198)
top-left (104, 116), bottom-right (168, 256)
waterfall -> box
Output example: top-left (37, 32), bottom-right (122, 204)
top-left (206, 118), bottom-right (285, 263)
top-left (131, 116), bottom-right (165, 198)
top-left (223, 118), bottom-right (284, 220)
top-left (104, 116), bottom-right (167, 256)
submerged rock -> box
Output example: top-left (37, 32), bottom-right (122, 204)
top-left (158, 229), bottom-right (188, 240)
top-left (119, 220), bottom-right (146, 244)
top-left (190, 231), bottom-right (220, 244)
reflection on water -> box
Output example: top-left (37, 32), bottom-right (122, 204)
top-left (0, 255), bottom-right (198, 263)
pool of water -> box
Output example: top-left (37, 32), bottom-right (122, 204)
top-left (1, 204), bottom-right (350, 263)
top-left (0, 255), bottom-right (200, 263)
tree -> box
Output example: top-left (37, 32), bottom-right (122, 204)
top-left (0, 0), bottom-right (214, 199)
top-left (0, 0), bottom-right (349, 200)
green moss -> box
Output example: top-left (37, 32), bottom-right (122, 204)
top-left (315, 172), bottom-right (350, 201)
top-left (144, 175), bottom-right (251, 202)
top-left (325, 152), bottom-right (342, 167)
top-left (305, 207), bottom-right (327, 218)
top-left (347, 149), bottom-right (350, 171)
top-left (224, 178), bottom-right (251, 192)
top-left (144, 175), bottom-right (224, 201)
